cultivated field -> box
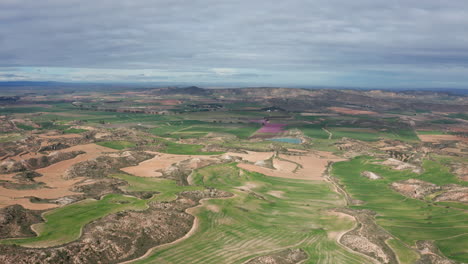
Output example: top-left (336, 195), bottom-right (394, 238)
top-left (132, 163), bottom-right (372, 264)
top-left (1, 86), bottom-right (467, 263)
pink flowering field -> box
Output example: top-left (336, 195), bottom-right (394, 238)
top-left (257, 123), bottom-right (287, 133)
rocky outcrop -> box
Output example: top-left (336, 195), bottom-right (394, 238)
top-left (336, 208), bottom-right (398, 264)
top-left (391, 180), bottom-right (468, 203)
top-left (0, 189), bottom-right (232, 264)
top-left (380, 158), bottom-right (422, 174)
top-left (434, 185), bottom-right (468, 203)
top-left (415, 241), bottom-right (456, 264)
top-left (0, 205), bottom-right (43, 239)
top-left (0, 151), bottom-right (84, 173)
top-left (66, 151), bottom-right (153, 179)
top-left (391, 179), bottom-right (441, 200)
top-left (361, 171), bottom-right (382, 180)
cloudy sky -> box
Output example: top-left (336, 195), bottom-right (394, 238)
top-left (1, 0), bottom-right (468, 88)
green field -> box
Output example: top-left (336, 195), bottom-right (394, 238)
top-left (0, 194), bottom-right (147, 247)
top-left (157, 138), bottom-right (224, 155)
top-left (332, 157), bottom-right (468, 262)
top-left (133, 163), bottom-right (371, 264)
top-left (113, 174), bottom-right (203, 202)
top-left (96, 140), bottom-right (136, 150)
top-left (416, 130), bottom-right (447, 135)
top-left (149, 121), bottom-right (259, 139)
top-left (63, 128), bottom-right (87, 134)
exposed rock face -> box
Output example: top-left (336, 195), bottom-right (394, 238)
top-left (415, 241), bottom-right (456, 264)
top-left (0, 189), bottom-right (232, 264)
top-left (361, 171), bottom-right (382, 180)
top-left (380, 158), bottom-right (422, 173)
top-left (337, 209), bottom-right (398, 264)
top-left (70, 178), bottom-right (127, 199)
top-left (450, 162), bottom-right (468, 181)
top-left (434, 185), bottom-right (468, 203)
top-left (341, 235), bottom-right (389, 263)
top-left (13, 171), bottom-right (42, 182)
top-left (38, 143), bottom-right (70, 152)
top-left (0, 205), bottom-right (43, 239)
top-left (391, 179), bottom-right (441, 199)
top-left (0, 151), bottom-right (85, 173)
top-left (245, 249), bottom-right (308, 264)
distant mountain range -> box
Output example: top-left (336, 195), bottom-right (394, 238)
top-left (0, 81), bottom-right (466, 95)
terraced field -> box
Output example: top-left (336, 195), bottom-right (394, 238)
top-left (132, 163), bottom-right (372, 264)
top-left (332, 157), bottom-right (468, 263)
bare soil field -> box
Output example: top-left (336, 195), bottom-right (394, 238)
top-left (237, 151), bottom-right (344, 180)
top-left (418, 134), bottom-right (467, 143)
top-left (328, 107), bottom-right (378, 115)
top-left (120, 152), bottom-right (218, 177)
top-left (0, 144), bottom-right (116, 210)
top-left (300, 112), bottom-right (338, 116)
top-left (225, 151), bottom-right (274, 163)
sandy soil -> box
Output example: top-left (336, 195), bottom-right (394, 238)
top-left (328, 107), bottom-right (377, 115)
top-left (237, 151), bottom-right (344, 181)
top-left (0, 144), bottom-right (116, 210)
top-left (418, 134), bottom-right (467, 143)
top-left (225, 151), bottom-right (274, 163)
top-left (287, 149), bottom-right (308, 153)
top-left (120, 152), bottom-right (218, 177)
top-left (272, 158), bottom-right (298, 172)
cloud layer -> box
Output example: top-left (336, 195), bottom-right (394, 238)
top-left (1, 0), bottom-right (468, 87)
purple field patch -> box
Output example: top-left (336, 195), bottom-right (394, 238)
top-left (257, 123), bottom-right (287, 133)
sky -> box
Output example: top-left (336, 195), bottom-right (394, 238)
top-left (1, 0), bottom-right (468, 88)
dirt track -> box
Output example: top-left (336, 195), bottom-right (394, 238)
top-left (328, 107), bottom-right (377, 115)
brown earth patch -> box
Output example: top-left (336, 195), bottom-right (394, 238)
top-left (225, 151), bottom-right (275, 163)
top-left (158, 99), bottom-right (182, 105)
top-left (287, 148), bottom-right (308, 153)
top-left (418, 134), bottom-right (467, 143)
top-left (120, 152), bottom-right (218, 178)
top-left (391, 179), bottom-right (440, 200)
top-left (300, 112), bottom-right (338, 116)
top-left (328, 107), bottom-right (378, 115)
top-left (0, 144), bottom-right (116, 210)
top-left (237, 151), bottom-right (344, 181)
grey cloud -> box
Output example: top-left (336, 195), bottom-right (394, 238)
top-left (1, 0), bottom-right (468, 87)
